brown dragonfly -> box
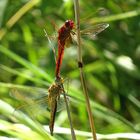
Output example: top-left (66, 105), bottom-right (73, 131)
top-left (10, 77), bottom-right (67, 136)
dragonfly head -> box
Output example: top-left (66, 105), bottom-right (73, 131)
top-left (55, 77), bottom-right (64, 85)
top-left (65, 20), bottom-right (74, 30)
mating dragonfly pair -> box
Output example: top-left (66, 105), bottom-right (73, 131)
top-left (11, 20), bottom-right (109, 135)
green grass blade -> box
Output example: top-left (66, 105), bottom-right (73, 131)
top-left (0, 45), bottom-right (52, 82)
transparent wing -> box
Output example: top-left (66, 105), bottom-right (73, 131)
top-left (80, 23), bottom-right (109, 37)
top-left (10, 87), bottom-right (48, 101)
top-left (10, 88), bottom-right (49, 116)
top-left (10, 88), bottom-right (69, 114)
top-left (56, 95), bottom-right (69, 112)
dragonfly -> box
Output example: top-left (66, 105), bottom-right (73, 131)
top-left (10, 77), bottom-right (68, 136)
top-left (47, 77), bottom-right (66, 135)
top-left (51, 19), bottom-right (109, 79)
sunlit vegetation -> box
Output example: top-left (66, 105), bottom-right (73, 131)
top-left (0, 0), bottom-right (140, 140)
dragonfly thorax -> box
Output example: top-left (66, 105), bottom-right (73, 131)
top-left (48, 84), bottom-right (63, 97)
top-left (58, 20), bottom-right (74, 45)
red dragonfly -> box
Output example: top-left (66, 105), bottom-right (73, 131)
top-left (54, 20), bottom-right (109, 79)
top-left (55, 20), bottom-right (74, 79)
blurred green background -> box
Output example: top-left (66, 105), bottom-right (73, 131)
top-left (0, 0), bottom-right (140, 140)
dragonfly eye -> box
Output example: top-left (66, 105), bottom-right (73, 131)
top-left (65, 20), bottom-right (74, 29)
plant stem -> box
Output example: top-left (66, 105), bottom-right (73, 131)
top-left (73, 0), bottom-right (97, 140)
top-left (62, 84), bottom-right (77, 140)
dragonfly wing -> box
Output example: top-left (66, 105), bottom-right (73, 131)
top-left (10, 87), bottom-right (48, 101)
top-left (10, 88), bottom-right (49, 116)
top-left (80, 23), bottom-right (109, 37)
top-left (56, 95), bottom-right (69, 112)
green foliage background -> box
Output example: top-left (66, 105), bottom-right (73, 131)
top-left (0, 0), bottom-right (140, 140)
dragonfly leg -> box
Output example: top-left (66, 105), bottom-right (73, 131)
top-left (71, 30), bottom-right (76, 35)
